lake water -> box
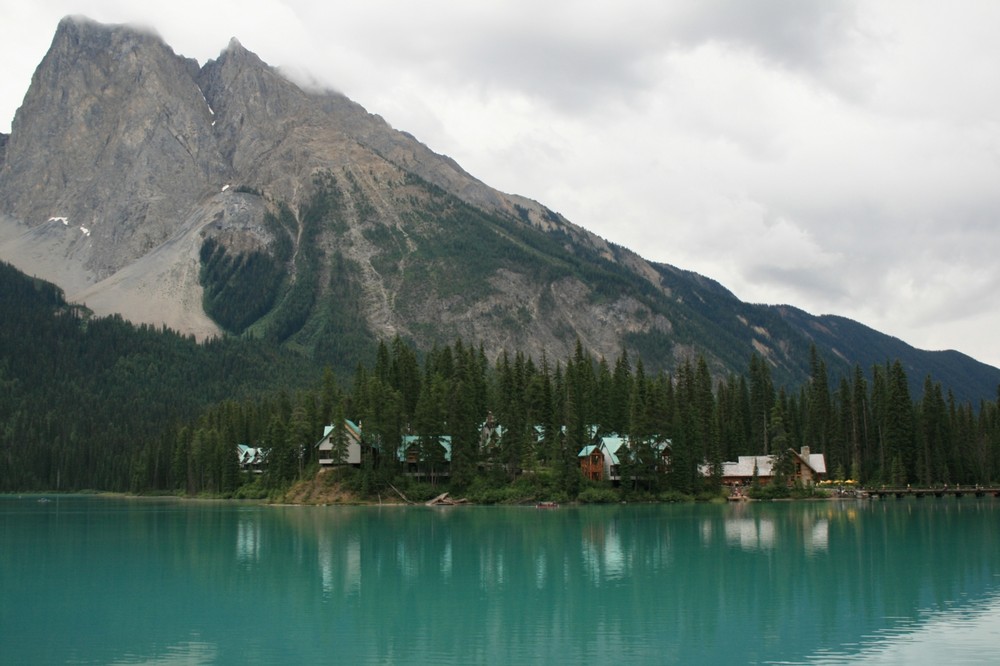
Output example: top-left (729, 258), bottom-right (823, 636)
top-left (2, 496), bottom-right (999, 665)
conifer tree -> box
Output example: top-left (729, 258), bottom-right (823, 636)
top-left (886, 360), bottom-right (915, 483)
top-left (330, 400), bottom-right (349, 464)
top-left (448, 344), bottom-right (480, 489)
top-left (625, 359), bottom-right (650, 490)
top-left (391, 335), bottom-right (421, 420)
top-left (611, 348), bottom-right (633, 434)
top-left (595, 356), bottom-right (614, 434)
top-left (219, 429), bottom-right (240, 493)
top-left (850, 364), bottom-right (870, 481)
top-left (694, 356), bottom-right (717, 465)
top-left (769, 404), bottom-right (793, 487)
top-left (749, 353), bottom-right (775, 454)
top-left (172, 426), bottom-right (192, 492)
top-left (918, 376), bottom-right (947, 485)
top-left (264, 415), bottom-right (295, 489)
top-left (804, 345), bottom-right (832, 458)
top-left (320, 366), bottom-right (338, 424)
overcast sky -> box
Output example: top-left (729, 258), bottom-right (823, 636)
top-left (2, 1), bottom-right (999, 369)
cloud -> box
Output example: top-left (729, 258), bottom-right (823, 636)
top-left (667, 0), bottom-right (861, 71)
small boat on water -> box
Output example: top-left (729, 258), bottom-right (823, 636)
top-left (535, 501), bottom-right (559, 509)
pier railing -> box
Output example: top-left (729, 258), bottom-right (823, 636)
top-left (864, 486), bottom-right (1000, 499)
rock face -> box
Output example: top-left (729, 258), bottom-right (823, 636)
top-left (0, 16), bottom-right (672, 365)
top-left (0, 17), bottom-right (229, 278)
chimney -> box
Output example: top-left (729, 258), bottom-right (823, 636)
top-left (801, 446), bottom-right (810, 459)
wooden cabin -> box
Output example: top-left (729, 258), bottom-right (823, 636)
top-left (702, 446), bottom-right (827, 486)
top-left (316, 419), bottom-right (364, 466)
top-left (398, 435), bottom-right (452, 477)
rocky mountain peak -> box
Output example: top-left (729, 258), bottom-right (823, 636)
top-left (51, 15), bottom-right (146, 51)
top-left (198, 34), bottom-right (313, 193)
top-left (0, 16), bottom-right (678, 362)
top-left (221, 36), bottom-right (256, 60)
top-left (0, 16), bottom-right (226, 279)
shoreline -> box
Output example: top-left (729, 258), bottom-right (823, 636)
top-left (4, 489), bottom-right (845, 507)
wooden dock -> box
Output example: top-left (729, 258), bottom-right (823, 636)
top-left (866, 486), bottom-right (1000, 499)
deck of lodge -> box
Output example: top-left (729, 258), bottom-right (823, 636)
top-left (866, 486), bottom-right (1000, 499)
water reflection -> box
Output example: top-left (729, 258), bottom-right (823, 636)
top-left (3, 497), bottom-right (1000, 664)
top-left (714, 503), bottom-right (830, 553)
top-left (724, 516), bottom-right (776, 550)
top-left (110, 638), bottom-right (218, 666)
top-left (259, 501), bottom-right (1000, 663)
top-left (581, 516), bottom-right (626, 580)
top-left (806, 518), bottom-right (829, 554)
top-left (806, 592), bottom-right (1000, 665)
top-left (317, 531), bottom-right (360, 597)
top-left (235, 514), bottom-right (261, 563)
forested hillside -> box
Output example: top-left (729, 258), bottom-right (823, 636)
top-left (0, 261), bottom-right (318, 490)
top-left (4, 260), bottom-right (998, 497)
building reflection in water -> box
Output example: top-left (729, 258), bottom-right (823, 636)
top-left (235, 515), bottom-right (261, 563)
top-left (259, 502), bottom-right (1000, 665)
top-left (702, 507), bottom-right (830, 554)
top-left (318, 532), bottom-right (361, 597)
top-left (441, 535), bottom-right (452, 581)
top-left (805, 518), bottom-right (829, 554)
top-left (725, 516), bottom-right (776, 550)
top-left (581, 518), bottom-right (626, 582)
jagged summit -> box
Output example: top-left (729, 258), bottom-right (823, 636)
top-left (53, 14), bottom-right (134, 40)
top-left (220, 36), bottom-right (270, 65)
top-left (216, 36), bottom-right (268, 67)
top-left (48, 15), bottom-right (182, 71)
top-left (2, 16), bottom-right (224, 278)
top-left (1, 17), bottom-right (997, 400)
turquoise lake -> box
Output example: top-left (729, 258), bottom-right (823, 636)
top-left (2, 496), bottom-right (999, 665)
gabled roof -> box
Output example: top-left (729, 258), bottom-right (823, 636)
top-left (577, 435), bottom-right (627, 465)
top-left (316, 419), bottom-right (362, 446)
top-left (236, 443), bottom-right (265, 465)
top-left (701, 448), bottom-right (828, 479)
top-left (646, 438), bottom-right (672, 455)
top-left (399, 435), bottom-right (452, 462)
top-left (795, 452), bottom-right (827, 475)
top-left (578, 434), bottom-right (671, 463)
top-left (725, 456), bottom-right (773, 478)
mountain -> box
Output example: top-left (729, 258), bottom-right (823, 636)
top-left (1, 16), bottom-right (998, 403)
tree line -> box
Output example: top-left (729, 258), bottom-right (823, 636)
top-left (3, 257), bottom-right (998, 498)
top-left (160, 337), bottom-right (1000, 501)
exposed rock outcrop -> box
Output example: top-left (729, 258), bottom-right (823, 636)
top-left (0, 17), bottom-right (229, 279)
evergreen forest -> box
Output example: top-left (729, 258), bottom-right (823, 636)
top-left (2, 260), bottom-right (1000, 501)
